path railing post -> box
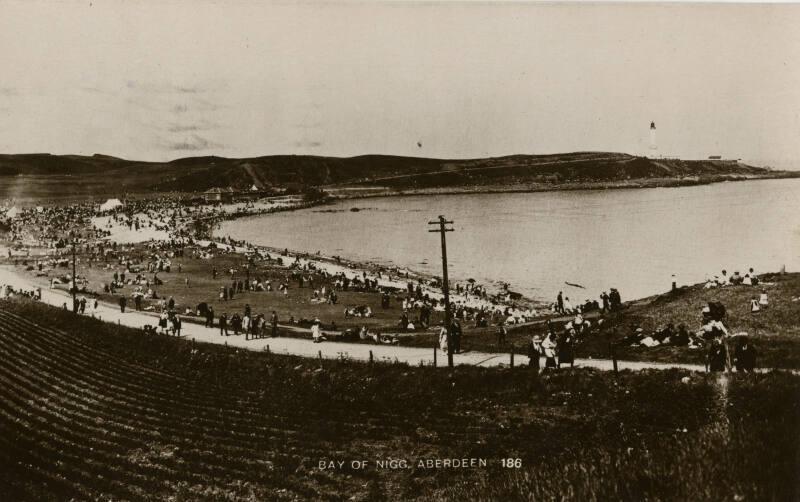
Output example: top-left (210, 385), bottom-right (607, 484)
top-left (510, 347), bottom-right (515, 368)
top-left (610, 342), bottom-right (618, 374)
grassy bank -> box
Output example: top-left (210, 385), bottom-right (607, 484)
top-left (0, 298), bottom-right (798, 500)
top-left (404, 272), bottom-right (800, 369)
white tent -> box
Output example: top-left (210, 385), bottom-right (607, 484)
top-left (5, 206), bottom-right (20, 218)
top-left (99, 198), bottom-right (123, 212)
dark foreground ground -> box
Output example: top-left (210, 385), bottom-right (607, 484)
top-left (0, 299), bottom-right (798, 501)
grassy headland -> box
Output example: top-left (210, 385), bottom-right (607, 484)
top-left (1, 151), bottom-right (796, 203)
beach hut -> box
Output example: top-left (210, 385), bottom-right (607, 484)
top-left (203, 187), bottom-right (235, 203)
top-left (5, 206), bottom-right (20, 218)
top-left (99, 198), bottom-right (123, 212)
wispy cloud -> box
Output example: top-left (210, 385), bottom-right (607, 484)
top-left (168, 134), bottom-right (223, 151)
top-left (166, 120), bottom-right (219, 133)
top-left (294, 140), bottom-right (322, 148)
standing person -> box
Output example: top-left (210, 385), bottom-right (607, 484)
top-left (451, 320), bottom-right (462, 354)
top-left (707, 338), bottom-right (727, 372)
top-left (497, 322), bottom-right (507, 346)
top-left (557, 330), bottom-right (575, 369)
top-left (231, 313), bottom-right (242, 336)
top-left (205, 306), bottom-right (214, 328)
top-left (600, 292), bottom-right (609, 313)
top-left (557, 291), bottom-right (564, 314)
top-left (219, 313), bottom-right (229, 336)
top-left (243, 313), bottom-right (251, 340)
top-left (213, 266), bottom-right (218, 279)
top-left (438, 322), bottom-right (448, 354)
top-left (311, 319), bottom-right (324, 343)
top-left (118, 295), bottom-right (127, 313)
top-left (528, 335), bottom-right (542, 370)
top-left (542, 332), bottom-right (558, 369)
top-left (270, 311), bottom-right (279, 337)
top-left (734, 337), bottom-right (757, 372)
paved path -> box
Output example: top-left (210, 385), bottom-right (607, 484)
top-left (0, 266), bottom-right (709, 371)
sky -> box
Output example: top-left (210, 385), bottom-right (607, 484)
top-left (1, 1), bottom-right (799, 168)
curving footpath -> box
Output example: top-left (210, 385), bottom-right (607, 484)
top-left (0, 266), bottom-right (709, 372)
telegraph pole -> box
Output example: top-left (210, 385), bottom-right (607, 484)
top-left (70, 231), bottom-right (77, 313)
top-left (428, 215), bottom-right (454, 367)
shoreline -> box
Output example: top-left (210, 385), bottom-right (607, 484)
top-left (322, 171), bottom-right (800, 200)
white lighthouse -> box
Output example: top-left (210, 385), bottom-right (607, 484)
top-left (649, 121), bottom-right (657, 156)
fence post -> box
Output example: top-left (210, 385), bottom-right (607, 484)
top-left (610, 342), bottom-right (618, 374)
top-left (510, 346), bottom-right (515, 368)
top-left (433, 346), bottom-right (437, 367)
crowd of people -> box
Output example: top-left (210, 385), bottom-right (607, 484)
top-left (554, 288), bottom-right (622, 316)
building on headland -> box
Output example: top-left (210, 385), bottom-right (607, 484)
top-left (203, 186), bottom-right (276, 203)
top-left (649, 121), bottom-right (657, 153)
top-left (203, 187), bottom-right (236, 203)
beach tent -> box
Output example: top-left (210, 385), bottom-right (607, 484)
top-left (99, 198), bottom-right (123, 212)
top-left (5, 206), bottom-right (20, 218)
top-left (251, 184), bottom-right (259, 191)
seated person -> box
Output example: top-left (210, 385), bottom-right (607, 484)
top-left (671, 324), bottom-right (690, 345)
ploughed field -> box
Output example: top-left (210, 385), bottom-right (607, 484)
top-left (0, 299), bottom-right (798, 501)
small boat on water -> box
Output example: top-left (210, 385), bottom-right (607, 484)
top-left (565, 281), bottom-right (585, 289)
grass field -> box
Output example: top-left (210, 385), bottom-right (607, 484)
top-left (14, 246), bottom-right (449, 332)
top-left (0, 298), bottom-right (798, 500)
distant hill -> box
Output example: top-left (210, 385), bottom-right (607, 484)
top-left (0, 151), bottom-right (793, 201)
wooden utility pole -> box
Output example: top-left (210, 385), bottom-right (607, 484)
top-left (428, 215), bottom-right (454, 367)
top-left (71, 232), bottom-right (77, 313)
